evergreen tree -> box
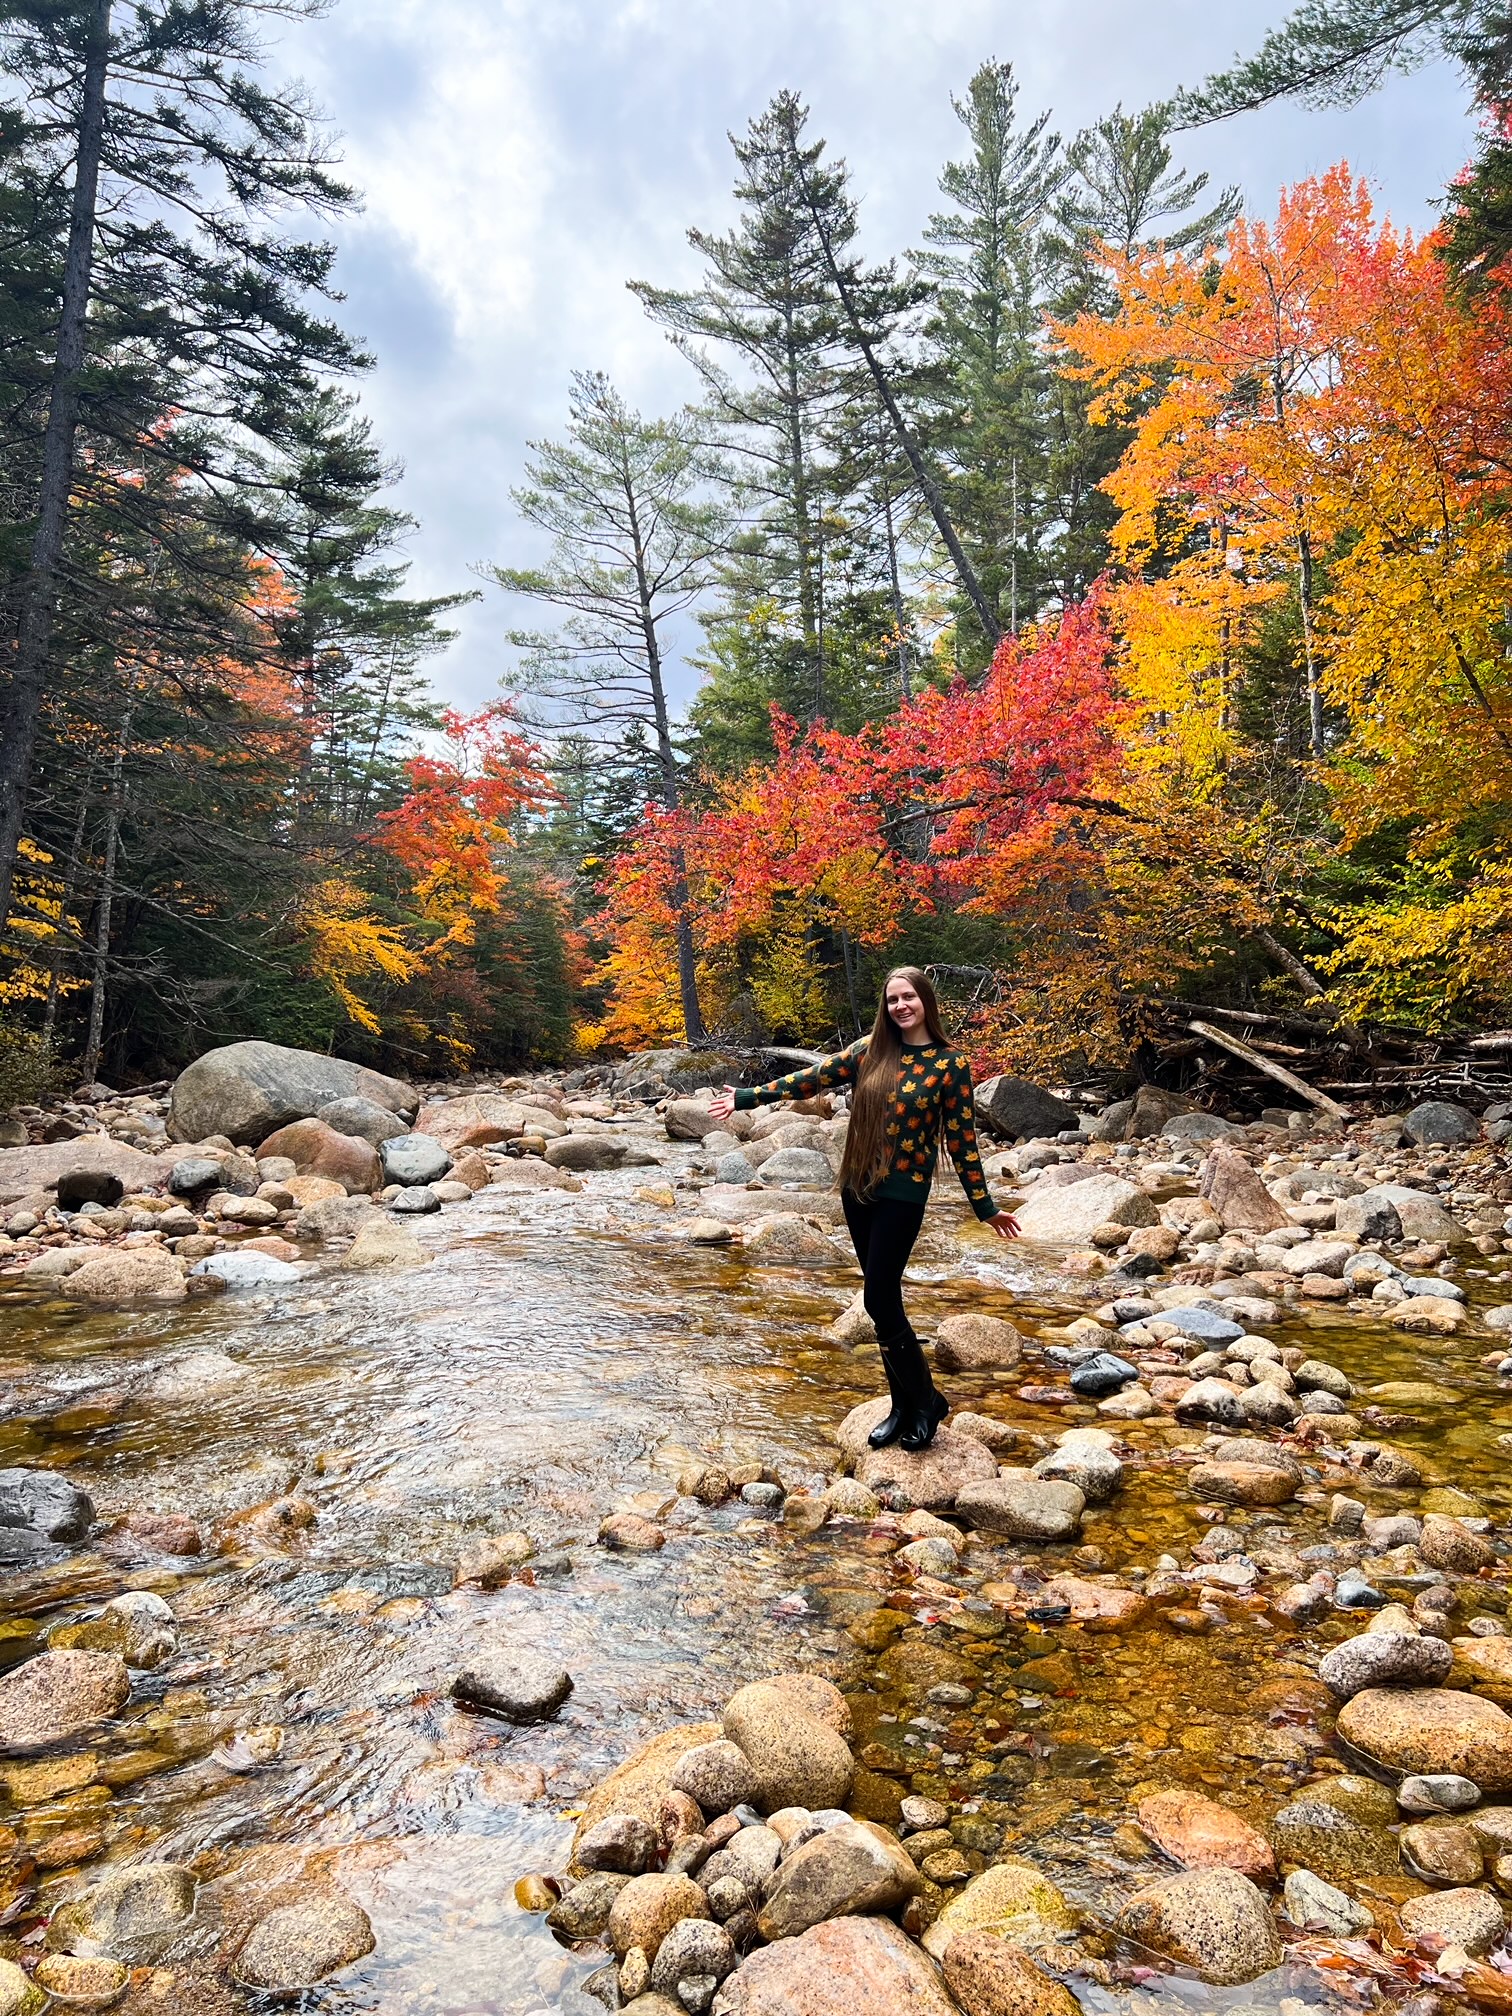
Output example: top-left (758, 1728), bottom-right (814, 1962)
top-left (0, 0), bottom-right (362, 938)
top-left (485, 370), bottom-right (725, 1041)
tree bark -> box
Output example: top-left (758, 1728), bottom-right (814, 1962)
top-left (82, 690), bottom-right (132, 1082)
top-left (0, 0), bottom-right (112, 936)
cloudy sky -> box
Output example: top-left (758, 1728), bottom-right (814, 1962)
top-left (276, 0), bottom-right (1473, 717)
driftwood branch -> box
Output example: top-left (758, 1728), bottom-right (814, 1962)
top-left (1187, 1019), bottom-right (1352, 1120)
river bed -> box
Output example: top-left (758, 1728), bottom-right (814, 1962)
top-left (3, 1124), bottom-right (1511, 2014)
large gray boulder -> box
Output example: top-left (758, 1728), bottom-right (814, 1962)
top-left (975, 1075), bottom-right (1077, 1142)
top-left (168, 1042), bottom-right (418, 1147)
top-left (1405, 1100), bottom-right (1479, 1146)
top-left (1011, 1172), bottom-right (1158, 1243)
top-left (1348, 1184), bottom-right (1461, 1244)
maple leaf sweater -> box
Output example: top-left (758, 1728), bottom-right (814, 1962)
top-left (733, 1037), bottom-right (999, 1220)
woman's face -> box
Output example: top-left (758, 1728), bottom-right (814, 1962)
top-left (886, 976), bottom-right (925, 1036)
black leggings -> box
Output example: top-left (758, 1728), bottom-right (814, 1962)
top-left (841, 1189), bottom-right (927, 1341)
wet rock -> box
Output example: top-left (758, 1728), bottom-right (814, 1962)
top-left (1451, 1635), bottom-right (1512, 1703)
top-left (920, 1860), bottom-right (1077, 1961)
top-left (1399, 1885), bottom-right (1505, 1953)
top-left (574, 1723), bottom-right (722, 1857)
top-left (579, 1814), bottom-right (663, 1875)
top-left (50, 1592), bottom-right (177, 1670)
top-left (451, 1650), bottom-right (573, 1723)
top-left (1136, 1789), bottom-right (1275, 1881)
top-left (1401, 1819), bottom-right (1485, 1885)
top-left (253, 1118), bottom-right (381, 1194)
top-left (1031, 1444), bottom-right (1122, 1501)
top-left (232, 1894), bottom-right (375, 1991)
top-left (0, 1468), bottom-right (93, 1562)
top-left (722, 1680), bottom-right (853, 1814)
top-left (315, 1095), bottom-right (410, 1147)
top-left (1173, 1378), bottom-right (1245, 1427)
top-left (1320, 1629), bottom-right (1453, 1700)
top-left (338, 1216), bottom-right (430, 1271)
top-left (600, 1513), bottom-right (666, 1552)
top-left (191, 1251), bottom-right (305, 1289)
top-left (1190, 1461), bottom-right (1297, 1508)
top-left (955, 1478), bottom-right (1083, 1542)
top-left (380, 1132), bottom-right (453, 1185)
top-left (1421, 1515), bottom-right (1496, 1573)
top-left (1038, 1576), bottom-right (1146, 1629)
top-left (1269, 1796), bottom-right (1398, 1878)
top-left (1281, 1870), bottom-right (1373, 1936)
top-left (939, 1933), bottom-right (1080, 2016)
top-left (852, 1423), bottom-right (997, 1514)
top-left (1118, 1867), bottom-right (1280, 1985)
top-left (0, 1651), bottom-right (129, 1754)
top-left (0, 1959), bottom-right (45, 2016)
top-left (712, 1912), bottom-right (957, 2015)
top-left (66, 1246), bottom-right (187, 1304)
top-left (757, 1820), bottom-right (916, 1940)
top-left (47, 1862), bottom-right (196, 1961)
top-left (742, 1215), bottom-right (836, 1265)
top-left (1011, 1174), bottom-right (1158, 1243)
top-left (549, 1872), bottom-right (633, 1939)
top-left (608, 1872), bottom-right (710, 1962)
top-left (1400, 1773), bottom-right (1481, 1814)
top-left (1156, 1306), bottom-right (1246, 1344)
top-left (455, 1532), bottom-right (534, 1588)
top-left (934, 1315), bottom-right (1022, 1373)
top-left (110, 1510), bottom-right (201, 1557)
top-left (1338, 1688), bottom-right (1512, 1788)
top-left (389, 1184), bottom-right (440, 1213)
top-left (651, 1916), bottom-right (735, 2001)
top-left (1067, 1354), bottom-right (1138, 1399)
top-left (755, 1147), bottom-right (833, 1187)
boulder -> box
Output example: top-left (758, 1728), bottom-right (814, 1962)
top-left (955, 1478), bottom-right (1084, 1542)
top-left (1190, 1462), bottom-right (1298, 1508)
top-left (1421, 1514), bottom-right (1495, 1573)
top-left (853, 1420), bottom-right (999, 1513)
top-left (1405, 1099), bottom-right (1480, 1146)
top-left (0, 1469), bottom-right (93, 1563)
top-left (1037, 1576), bottom-right (1147, 1630)
top-left (56, 1167), bottom-right (124, 1209)
top-left (1032, 1445), bottom-right (1122, 1502)
top-left (713, 1913), bottom-right (957, 2015)
top-left (231, 1894), bottom-right (375, 1990)
top-left (941, 1934), bottom-right (1081, 2016)
top-left (192, 1252), bottom-right (305, 1289)
top-left (413, 1093), bottom-right (529, 1149)
top-left (1196, 1146), bottom-right (1291, 1233)
top-left (758, 1820), bottom-right (917, 1940)
top-left (1117, 1868), bottom-right (1281, 1985)
top-left (1321, 1629), bottom-right (1453, 1700)
top-left (921, 1860), bottom-right (1077, 1961)
top-left (254, 1118), bottom-right (380, 1194)
top-left (65, 1247), bottom-right (187, 1304)
top-left (47, 1863), bottom-right (196, 1963)
top-left (0, 1135), bottom-right (169, 1209)
top-left (757, 1147), bottom-right (834, 1187)
top-left (572, 1722), bottom-right (723, 1862)
top-left (169, 1041), bottom-right (416, 1145)
top-left (1337, 1688), bottom-right (1512, 1788)
top-left (975, 1077), bottom-right (1077, 1142)
top-left (379, 1133), bottom-right (453, 1185)
top-left (294, 1194), bottom-right (375, 1241)
top-left (451, 1651), bottom-right (572, 1723)
top-left (1335, 1191), bottom-right (1405, 1242)
top-left (722, 1679), bottom-right (854, 1813)
top-left (50, 1592), bottom-right (177, 1669)
top-left (577, 1814), bottom-right (662, 1875)
top-left (1347, 1184), bottom-right (1461, 1245)
top-left (1136, 1790), bottom-right (1275, 1880)
top-left (339, 1217), bottom-right (430, 1271)
top-left (1011, 1174), bottom-right (1158, 1244)
top-left (608, 1872), bottom-right (710, 1962)
top-left (934, 1314), bottom-right (1022, 1372)
top-left (315, 1096), bottom-right (410, 1147)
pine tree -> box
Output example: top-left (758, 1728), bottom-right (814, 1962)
top-left (485, 371), bottom-right (726, 1042)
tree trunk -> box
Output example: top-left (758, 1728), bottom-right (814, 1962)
top-left (41, 771), bottom-right (94, 1045)
top-left (1296, 518), bottom-right (1323, 758)
top-left (786, 127), bottom-right (1002, 654)
top-left (82, 691), bottom-right (131, 1082)
top-left (0, 0), bottom-right (112, 935)
top-left (625, 473), bottom-right (707, 1043)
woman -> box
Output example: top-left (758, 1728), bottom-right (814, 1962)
top-left (709, 967), bottom-right (1020, 1453)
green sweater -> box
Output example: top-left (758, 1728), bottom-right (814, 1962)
top-left (734, 1037), bottom-right (998, 1220)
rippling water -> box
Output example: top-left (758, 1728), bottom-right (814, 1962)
top-left (3, 1132), bottom-right (1510, 2013)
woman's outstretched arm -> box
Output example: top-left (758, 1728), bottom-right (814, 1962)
top-left (941, 1052), bottom-right (1019, 1235)
top-left (708, 1041), bottom-right (866, 1121)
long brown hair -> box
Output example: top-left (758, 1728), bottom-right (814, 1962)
top-left (838, 966), bottom-right (951, 1198)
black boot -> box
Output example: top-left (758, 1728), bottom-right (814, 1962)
top-left (886, 1327), bottom-right (948, 1451)
top-left (868, 1336), bottom-right (908, 1449)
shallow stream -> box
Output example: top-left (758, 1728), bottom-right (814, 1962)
top-left (2, 1132), bottom-right (1510, 2014)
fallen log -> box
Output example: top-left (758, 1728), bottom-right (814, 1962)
top-left (1186, 1019), bottom-right (1352, 1120)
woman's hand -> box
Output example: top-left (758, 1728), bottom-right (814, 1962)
top-left (707, 1085), bottom-right (738, 1122)
top-left (986, 1209), bottom-right (1021, 1239)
